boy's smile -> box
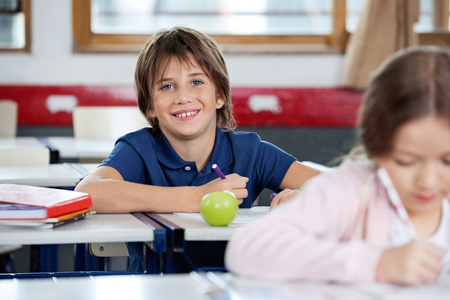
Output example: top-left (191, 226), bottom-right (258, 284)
top-left (173, 109), bottom-right (199, 119)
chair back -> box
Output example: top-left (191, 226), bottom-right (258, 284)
top-left (0, 100), bottom-right (18, 137)
top-left (73, 106), bottom-right (149, 140)
top-left (0, 146), bottom-right (50, 166)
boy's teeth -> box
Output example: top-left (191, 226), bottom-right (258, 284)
top-left (176, 111), bottom-right (196, 118)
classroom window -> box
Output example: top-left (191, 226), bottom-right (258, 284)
top-left (73, 0), bottom-right (450, 54)
top-left (0, 0), bottom-right (30, 52)
top-left (91, 0), bottom-right (334, 35)
top-left (73, 0), bottom-right (348, 53)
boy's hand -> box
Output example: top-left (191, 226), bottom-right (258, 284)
top-left (203, 173), bottom-right (248, 205)
top-left (376, 240), bottom-right (445, 286)
top-left (269, 189), bottom-right (299, 210)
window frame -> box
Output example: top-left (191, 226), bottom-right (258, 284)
top-left (73, 0), bottom-right (349, 54)
top-left (0, 0), bottom-right (31, 53)
top-left (73, 0), bottom-right (450, 54)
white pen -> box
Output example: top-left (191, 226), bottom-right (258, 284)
top-left (377, 167), bottom-right (417, 238)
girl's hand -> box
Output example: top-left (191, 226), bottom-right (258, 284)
top-left (376, 240), bottom-right (445, 286)
top-left (269, 188), bottom-right (299, 210)
top-left (201, 173), bottom-right (248, 205)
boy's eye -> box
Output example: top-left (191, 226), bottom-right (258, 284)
top-left (161, 84), bottom-right (173, 91)
top-left (192, 80), bottom-right (203, 86)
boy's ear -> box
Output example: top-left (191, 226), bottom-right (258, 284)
top-left (216, 93), bottom-right (225, 109)
top-left (148, 108), bottom-right (156, 118)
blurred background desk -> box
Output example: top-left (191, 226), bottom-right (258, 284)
top-left (0, 163), bottom-right (98, 187)
top-left (43, 137), bottom-right (114, 162)
top-left (0, 136), bottom-right (113, 163)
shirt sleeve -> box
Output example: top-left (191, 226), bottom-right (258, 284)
top-left (101, 138), bottom-right (147, 184)
top-left (225, 169), bottom-right (383, 284)
top-left (254, 140), bottom-right (297, 192)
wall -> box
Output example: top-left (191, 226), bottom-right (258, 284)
top-left (0, 0), bottom-right (344, 86)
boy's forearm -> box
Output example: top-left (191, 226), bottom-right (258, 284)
top-left (76, 179), bottom-right (202, 213)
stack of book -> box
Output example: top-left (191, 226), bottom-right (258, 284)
top-left (0, 183), bottom-right (93, 228)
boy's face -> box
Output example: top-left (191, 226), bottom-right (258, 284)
top-left (376, 115), bottom-right (450, 221)
top-left (149, 54), bottom-right (225, 141)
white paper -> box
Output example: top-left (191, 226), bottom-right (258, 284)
top-left (175, 206), bottom-right (269, 225)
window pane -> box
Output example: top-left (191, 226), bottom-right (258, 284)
top-left (0, 12), bottom-right (25, 49)
top-left (91, 0), bottom-right (334, 36)
top-left (414, 0), bottom-right (433, 32)
top-left (0, 0), bottom-right (19, 11)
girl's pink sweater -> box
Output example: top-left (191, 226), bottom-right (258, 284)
top-left (225, 159), bottom-right (392, 283)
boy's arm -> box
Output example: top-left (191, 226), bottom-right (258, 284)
top-left (270, 161), bottom-right (321, 208)
top-left (75, 166), bottom-right (248, 213)
top-left (279, 161), bottom-right (321, 190)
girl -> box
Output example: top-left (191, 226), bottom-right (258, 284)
top-left (225, 46), bottom-right (450, 286)
top-left (75, 26), bottom-right (319, 271)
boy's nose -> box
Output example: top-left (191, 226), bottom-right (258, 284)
top-left (175, 87), bottom-right (192, 104)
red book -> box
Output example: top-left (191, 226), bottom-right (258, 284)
top-left (0, 184), bottom-right (92, 219)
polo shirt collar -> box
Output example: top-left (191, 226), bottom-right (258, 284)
top-left (155, 127), bottom-right (233, 172)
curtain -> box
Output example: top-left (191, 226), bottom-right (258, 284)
top-left (342, 0), bottom-right (420, 90)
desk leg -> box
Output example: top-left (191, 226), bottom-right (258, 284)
top-left (163, 249), bottom-right (176, 274)
top-left (0, 253), bottom-right (15, 272)
top-left (40, 245), bottom-right (58, 272)
top-left (143, 243), bottom-right (163, 274)
top-left (74, 244), bottom-right (87, 271)
top-left (30, 245), bottom-right (40, 272)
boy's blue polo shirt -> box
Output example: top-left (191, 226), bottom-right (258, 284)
top-left (102, 126), bottom-right (296, 208)
top-left (101, 126), bottom-right (296, 272)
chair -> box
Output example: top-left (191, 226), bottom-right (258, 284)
top-left (0, 142), bottom-right (49, 272)
top-left (0, 100), bottom-right (18, 137)
top-left (73, 106), bottom-right (149, 140)
top-left (0, 147), bottom-right (50, 166)
top-left (72, 106), bottom-right (146, 261)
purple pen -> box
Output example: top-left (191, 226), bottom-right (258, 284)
top-left (270, 193), bottom-right (277, 200)
top-left (212, 164), bottom-right (226, 179)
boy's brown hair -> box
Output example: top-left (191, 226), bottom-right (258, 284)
top-left (358, 46), bottom-right (450, 157)
top-left (135, 26), bottom-right (236, 131)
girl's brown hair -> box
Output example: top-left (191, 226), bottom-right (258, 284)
top-left (135, 26), bottom-right (236, 131)
top-left (358, 46), bottom-right (450, 157)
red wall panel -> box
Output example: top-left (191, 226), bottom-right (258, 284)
top-left (0, 85), bottom-right (363, 127)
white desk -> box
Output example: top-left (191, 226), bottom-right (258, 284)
top-left (0, 137), bottom-right (114, 161)
top-left (0, 163), bottom-right (99, 187)
top-left (0, 214), bottom-right (154, 246)
top-left (0, 213), bottom-right (165, 273)
top-left (0, 137), bottom-right (43, 148)
top-left (45, 137), bottom-right (115, 160)
top-left (152, 206), bottom-right (269, 242)
top-left (0, 274), bottom-right (208, 300)
top-left (146, 206), bottom-right (269, 270)
top-left (2, 271), bottom-right (446, 300)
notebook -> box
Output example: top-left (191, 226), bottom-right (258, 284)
top-left (0, 184), bottom-right (92, 219)
top-left (0, 208), bottom-right (92, 228)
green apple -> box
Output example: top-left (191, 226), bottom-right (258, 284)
top-left (200, 191), bottom-right (238, 226)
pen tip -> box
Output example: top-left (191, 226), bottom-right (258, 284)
top-left (212, 164), bottom-right (217, 169)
